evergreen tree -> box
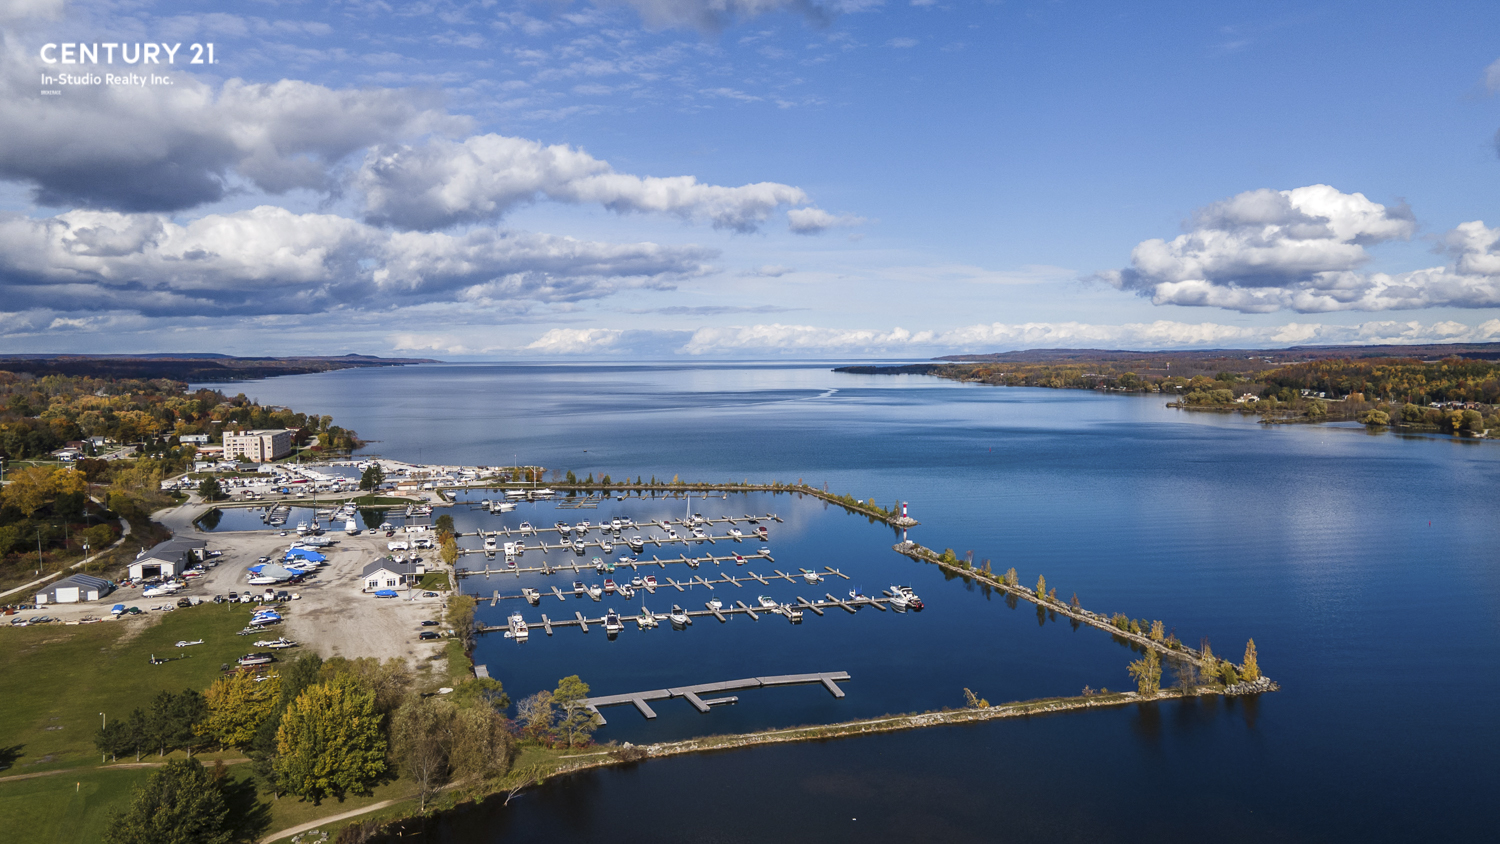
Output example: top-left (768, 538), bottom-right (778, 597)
top-left (1036, 574), bottom-right (1047, 599)
top-left (358, 464), bottom-right (384, 491)
top-left (104, 758), bottom-right (231, 844)
top-left (197, 476), bottom-right (223, 501)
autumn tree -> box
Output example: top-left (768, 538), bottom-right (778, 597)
top-left (104, 758), bottom-right (232, 844)
top-left (391, 696), bottom-right (452, 812)
top-left (1241, 639), bottom-right (1261, 681)
top-left (200, 673), bottom-right (280, 749)
top-left (551, 676), bottom-right (596, 747)
top-left (1003, 567), bottom-right (1018, 587)
top-left (2, 465), bottom-right (59, 517)
top-left (1035, 574), bottom-right (1047, 600)
top-left (516, 691), bottom-right (555, 742)
top-left (274, 678), bottom-right (387, 801)
top-left (440, 534), bottom-right (459, 568)
top-left (1128, 650), bottom-right (1161, 697)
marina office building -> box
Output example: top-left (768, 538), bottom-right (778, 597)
top-left (223, 429), bottom-right (293, 462)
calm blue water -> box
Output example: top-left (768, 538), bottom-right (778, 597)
top-left (217, 363), bottom-right (1500, 843)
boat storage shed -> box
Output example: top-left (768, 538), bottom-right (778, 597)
top-left (129, 538), bottom-right (208, 580)
top-left (36, 574), bottom-right (116, 604)
top-left (362, 557), bottom-right (423, 592)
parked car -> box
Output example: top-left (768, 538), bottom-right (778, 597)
top-left (420, 620), bottom-right (439, 627)
top-left (176, 598), bottom-right (192, 608)
top-left (422, 591), bottom-right (439, 598)
top-left (418, 631), bottom-right (441, 640)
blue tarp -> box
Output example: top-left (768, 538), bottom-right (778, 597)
top-left (285, 549), bottom-right (325, 562)
top-left (374, 589), bottom-right (398, 598)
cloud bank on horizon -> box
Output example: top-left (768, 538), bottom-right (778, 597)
top-left (3, 0), bottom-right (1500, 357)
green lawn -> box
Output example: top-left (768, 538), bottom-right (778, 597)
top-left (0, 765), bottom-right (147, 844)
top-left (0, 604), bottom-right (268, 771)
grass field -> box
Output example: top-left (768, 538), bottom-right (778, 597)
top-left (0, 604), bottom-right (270, 771)
top-left (0, 765), bottom-right (147, 844)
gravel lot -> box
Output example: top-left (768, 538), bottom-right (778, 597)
top-left (13, 497), bottom-right (453, 670)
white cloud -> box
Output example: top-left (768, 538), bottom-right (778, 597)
top-left (0, 206), bottom-right (716, 317)
top-left (887, 37), bottom-right (918, 48)
top-left (665, 318), bottom-right (1500, 355)
top-left (597, 0), bottom-right (883, 32)
top-left (787, 206), bottom-right (866, 234)
top-left (0, 34), bottom-right (462, 211)
top-left (1099, 184), bottom-right (1500, 313)
top-left (525, 327), bottom-right (628, 353)
top-left (747, 264), bottom-right (794, 276)
top-left (0, 0), bottom-right (64, 22)
top-left (357, 134), bottom-right (811, 231)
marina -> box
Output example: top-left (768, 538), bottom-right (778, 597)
top-left (479, 590), bottom-right (911, 637)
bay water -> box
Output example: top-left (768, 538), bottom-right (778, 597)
top-left (219, 362), bottom-right (1500, 842)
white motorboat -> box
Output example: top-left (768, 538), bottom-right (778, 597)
top-left (600, 539), bottom-right (615, 554)
top-left (636, 607), bottom-right (658, 629)
top-left (518, 521), bottom-right (535, 534)
top-left (604, 609), bottom-right (622, 634)
top-left (630, 576), bottom-right (644, 588)
top-left (669, 604), bottom-right (690, 625)
top-left (728, 528), bottom-right (744, 539)
top-left (484, 536), bottom-right (498, 550)
top-left (708, 596), bottom-right (724, 610)
top-left (295, 521), bottom-right (309, 535)
top-left (757, 595), bottom-right (778, 610)
top-left (509, 612), bottom-right (529, 641)
top-left (588, 584), bottom-right (603, 599)
top-left (627, 536), bottom-right (644, 551)
top-left (803, 569), bottom-right (822, 583)
top-left (887, 591), bottom-right (909, 610)
top-left (344, 519), bottom-right (359, 535)
top-left (572, 538), bottom-right (587, 554)
top-left (643, 575), bottom-right (658, 590)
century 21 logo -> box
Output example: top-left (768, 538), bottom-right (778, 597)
top-left (39, 43), bottom-right (216, 65)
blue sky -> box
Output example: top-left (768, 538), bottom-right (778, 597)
top-left (4, 0), bottom-right (1500, 357)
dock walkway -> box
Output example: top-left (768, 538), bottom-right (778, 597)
top-left (585, 671), bottom-right (851, 724)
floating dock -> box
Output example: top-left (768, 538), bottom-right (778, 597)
top-left (477, 590), bottom-right (906, 636)
top-left (584, 671), bottom-right (851, 724)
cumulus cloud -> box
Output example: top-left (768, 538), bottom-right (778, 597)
top-left (0, 207), bottom-right (715, 317)
top-left (746, 264), bottom-right (793, 276)
top-left (525, 327), bottom-right (629, 353)
top-left (596, 0), bottom-right (881, 32)
top-left (1, 0), bottom-right (65, 22)
top-left (667, 318), bottom-right (1500, 355)
top-left (357, 134), bottom-right (810, 231)
top-left (1099, 184), bottom-right (1500, 313)
top-left (786, 206), bottom-right (865, 234)
top-left (0, 36), bottom-right (462, 211)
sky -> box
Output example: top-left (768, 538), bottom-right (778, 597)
top-left (4, 0), bottom-right (1500, 359)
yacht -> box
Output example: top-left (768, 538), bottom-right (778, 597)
top-left (509, 612), bottom-right (529, 641)
top-left (757, 595), bottom-right (778, 610)
top-left (669, 605), bottom-right (690, 626)
top-left (604, 578), bottom-right (616, 593)
top-left (604, 609), bottom-right (622, 634)
top-left (295, 521), bottom-right (309, 535)
top-left (532, 488), bottom-right (555, 498)
top-left (610, 517), bottom-right (623, 530)
top-left (491, 501), bottom-right (516, 513)
top-left (572, 580), bottom-right (586, 596)
top-left (576, 520), bottom-right (591, 533)
top-left (588, 584), bottom-right (603, 599)
top-left (734, 554), bottom-right (746, 565)
top-left (887, 591), bottom-right (909, 610)
top-left (728, 528), bottom-right (743, 539)
top-left (630, 576), bottom-right (644, 588)
top-left (756, 526), bottom-right (769, 539)
top-left (593, 556), bottom-right (606, 573)
top-left (504, 489), bottom-right (528, 499)
top-left (849, 587), bottom-right (864, 601)
top-left (518, 521), bottom-right (535, 534)
top-left (708, 596), bottom-right (724, 611)
top-left (803, 569), bottom-right (821, 583)
top-left (690, 527), bottom-right (707, 541)
top-left (484, 536), bottom-right (497, 551)
top-left (618, 584), bottom-right (636, 599)
top-left (571, 538), bottom-right (587, 554)
top-left (666, 527), bottom-right (679, 540)
top-left (600, 539), bottom-right (615, 554)
top-left (344, 519), bottom-right (359, 535)
top-left (555, 521), bottom-right (571, 534)
top-left (894, 585), bottom-right (924, 610)
top-left (643, 575), bottom-right (658, 590)
top-left (627, 536), bottom-right (644, 551)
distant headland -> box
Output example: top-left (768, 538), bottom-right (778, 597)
top-left (0, 353), bottom-right (442, 382)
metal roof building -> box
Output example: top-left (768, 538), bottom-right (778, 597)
top-left (36, 574), bottom-right (116, 604)
top-left (129, 537), bottom-right (208, 580)
top-left (361, 557), bottom-right (423, 592)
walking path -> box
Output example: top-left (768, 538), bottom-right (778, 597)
top-left (0, 498), bottom-right (131, 601)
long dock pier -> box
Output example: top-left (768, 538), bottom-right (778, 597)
top-left (476, 592), bottom-right (902, 635)
top-left (467, 513), bottom-right (782, 538)
top-left (456, 550), bottom-right (824, 579)
top-left (457, 533), bottom-right (772, 559)
top-left (480, 566), bottom-right (851, 602)
top-left (584, 671), bottom-right (851, 724)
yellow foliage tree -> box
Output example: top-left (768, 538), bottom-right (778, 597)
top-left (1241, 639), bottom-right (1261, 682)
top-left (2, 466), bottom-right (59, 517)
top-left (1128, 650), bottom-right (1161, 697)
top-left (199, 672), bottom-right (280, 749)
